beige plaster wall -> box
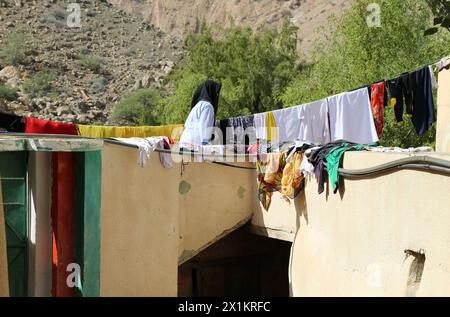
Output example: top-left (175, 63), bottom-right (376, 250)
top-left (100, 143), bottom-right (180, 296)
top-left (286, 151), bottom-right (450, 296)
top-left (178, 160), bottom-right (255, 264)
top-left (100, 144), bottom-right (255, 295)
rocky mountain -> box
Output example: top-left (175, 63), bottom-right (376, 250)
top-left (0, 0), bottom-right (353, 125)
top-left (107, 0), bottom-right (352, 56)
top-left (0, 0), bottom-right (184, 124)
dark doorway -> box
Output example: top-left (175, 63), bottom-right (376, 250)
top-left (178, 225), bottom-right (291, 297)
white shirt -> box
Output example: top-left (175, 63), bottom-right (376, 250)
top-left (272, 98), bottom-right (330, 145)
top-left (327, 88), bottom-right (379, 144)
top-left (179, 100), bottom-right (215, 148)
top-left (254, 112), bottom-right (267, 140)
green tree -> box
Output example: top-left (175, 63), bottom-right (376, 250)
top-left (425, 0), bottom-right (450, 34)
top-left (159, 19), bottom-right (299, 124)
top-left (281, 0), bottom-right (450, 147)
top-left (112, 88), bottom-right (162, 125)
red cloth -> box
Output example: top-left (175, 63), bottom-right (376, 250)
top-left (370, 82), bottom-right (385, 139)
top-left (25, 117), bottom-right (78, 135)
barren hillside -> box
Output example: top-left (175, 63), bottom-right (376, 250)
top-left (0, 0), bottom-right (183, 123)
top-left (107, 0), bottom-right (352, 55)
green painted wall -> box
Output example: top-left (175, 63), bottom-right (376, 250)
top-left (75, 151), bottom-right (102, 297)
top-left (0, 152), bottom-right (28, 297)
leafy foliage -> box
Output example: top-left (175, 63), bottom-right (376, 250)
top-left (112, 88), bottom-right (162, 125)
top-left (281, 0), bottom-right (450, 147)
top-left (91, 76), bottom-right (108, 93)
top-left (425, 0), bottom-right (450, 34)
top-left (159, 19), bottom-right (299, 123)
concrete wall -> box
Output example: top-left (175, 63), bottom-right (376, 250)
top-left (101, 144), bottom-right (450, 296)
top-left (178, 159), bottom-right (254, 264)
top-left (100, 143), bottom-right (180, 296)
top-left (280, 151), bottom-right (450, 297)
top-left (250, 191), bottom-right (303, 242)
top-left (100, 143), bottom-right (255, 296)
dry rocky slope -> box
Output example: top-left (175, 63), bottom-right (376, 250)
top-left (0, 0), bottom-right (183, 124)
top-left (107, 0), bottom-right (352, 56)
top-left (0, 0), bottom-right (352, 124)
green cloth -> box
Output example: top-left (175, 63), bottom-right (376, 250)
top-left (326, 142), bottom-right (378, 193)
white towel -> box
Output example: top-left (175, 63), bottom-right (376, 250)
top-left (327, 88), bottom-right (379, 144)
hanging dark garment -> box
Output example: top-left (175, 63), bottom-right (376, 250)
top-left (386, 77), bottom-right (404, 122)
top-left (0, 112), bottom-right (25, 132)
top-left (401, 72), bottom-right (414, 115)
top-left (219, 119), bottom-right (228, 145)
top-left (219, 115), bottom-right (255, 148)
top-left (228, 115), bottom-right (255, 146)
top-left (307, 140), bottom-right (343, 194)
top-left (409, 67), bottom-right (436, 136)
top-left (386, 72), bottom-right (414, 122)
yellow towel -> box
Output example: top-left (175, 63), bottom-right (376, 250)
top-left (77, 124), bottom-right (184, 141)
top-left (266, 112), bottom-right (278, 142)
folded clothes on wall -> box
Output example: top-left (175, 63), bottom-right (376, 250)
top-left (113, 137), bottom-right (173, 169)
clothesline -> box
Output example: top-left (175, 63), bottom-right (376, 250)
top-left (253, 55), bottom-right (449, 118)
top-left (0, 55), bottom-right (448, 142)
top-left (357, 55), bottom-right (450, 91)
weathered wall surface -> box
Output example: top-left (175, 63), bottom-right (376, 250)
top-left (250, 190), bottom-right (303, 242)
top-left (283, 152), bottom-right (450, 296)
top-left (100, 143), bottom-right (180, 296)
top-left (178, 160), bottom-right (255, 264)
top-left (100, 144), bottom-right (255, 296)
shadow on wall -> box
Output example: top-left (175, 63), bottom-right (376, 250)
top-left (404, 249), bottom-right (426, 297)
top-left (294, 189), bottom-right (308, 229)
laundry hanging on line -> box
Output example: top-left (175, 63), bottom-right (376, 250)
top-left (385, 66), bottom-right (436, 136)
top-left (369, 81), bottom-right (385, 139)
top-left (219, 114), bottom-right (255, 147)
top-left (326, 142), bottom-right (378, 193)
top-left (0, 56), bottom-right (446, 148)
top-left (252, 87), bottom-right (380, 147)
top-left (256, 143), bottom-right (313, 210)
top-left (327, 87), bottom-right (379, 145)
top-left (272, 98), bottom-right (331, 145)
